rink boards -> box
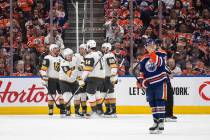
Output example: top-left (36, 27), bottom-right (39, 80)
top-left (0, 76), bottom-right (210, 114)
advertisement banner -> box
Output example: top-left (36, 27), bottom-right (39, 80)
top-left (0, 77), bottom-right (210, 107)
top-left (116, 77), bottom-right (210, 106)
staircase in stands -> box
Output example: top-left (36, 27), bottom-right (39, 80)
top-left (64, 0), bottom-right (105, 52)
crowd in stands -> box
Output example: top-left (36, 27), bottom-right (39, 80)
top-left (0, 0), bottom-right (210, 76)
top-left (104, 0), bottom-right (210, 76)
top-left (0, 0), bottom-right (68, 76)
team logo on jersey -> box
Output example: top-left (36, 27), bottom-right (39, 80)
top-left (199, 81), bottom-right (210, 101)
top-left (54, 62), bottom-right (60, 72)
top-left (145, 60), bottom-right (157, 72)
top-left (63, 67), bottom-right (68, 72)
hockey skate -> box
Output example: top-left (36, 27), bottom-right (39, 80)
top-left (149, 121), bottom-right (164, 134)
top-left (103, 108), bottom-right (117, 118)
top-left (75, 111), bottom-right (85, 118)
top-left (60, 109), bottom-right (66, 118)
top-left (149, 122), bottom-right (159, 134)
top-left (81, 110), bottom-right (91, 118)
top-left (48, 109), bottom-right (53, 116)
top-left (103, 108), bottom-right (111, 118)
top-left (66, 106), bottom-right (71, 116)
top-left (96, 104), bottom-right (104, 116)
top-left (109, 107), bottom-right (117, 118)
top-left (66, 110), bottom-right (71, 116)
top-left (158, 122), bottom-right (164, 133)
top-left (165, 116), bottom-right (177, 122)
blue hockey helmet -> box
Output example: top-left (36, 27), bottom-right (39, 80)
top-left (144, 38), bottom-right (156, 48)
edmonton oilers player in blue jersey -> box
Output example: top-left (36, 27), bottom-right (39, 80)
top-left (136, 38), bottom-right (168, 134)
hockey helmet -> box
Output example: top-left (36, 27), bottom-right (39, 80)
top-left (144, 38), bottom-right (156, 48)
top-left (79, 43), bottom-right (87, 49)
top-left (101, 43), bottom-right (107, 48)
top-left (49, 44), bottom-right (59, 52)
top-left (87, 40), bottom-right (96, 49)
top-left (63, 48), bottom-right (73, 58)
top-left (106, 43), bottom-right (112, 51)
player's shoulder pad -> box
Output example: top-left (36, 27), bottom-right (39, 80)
top-left (44, 55), bottom-right (51, 59)
top-left (140, 54), bottom-right (150, 62)
top-left (156, 49), bottom-right (167, 55)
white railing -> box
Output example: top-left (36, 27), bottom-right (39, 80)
top-left (82, 0), bottom-right (87, 44)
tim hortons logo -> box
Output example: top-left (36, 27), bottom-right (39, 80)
top-left (0, 80), bottom-right (48, 103)
top-left (199, 81), bottom-right (210, 101)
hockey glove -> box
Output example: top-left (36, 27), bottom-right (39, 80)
top-left (78, 79), bottom-right (85, 87)
top-left (136, 78), bottom-right (143, 89)
top-left (110, 75), bottom-right (118, 85)
top-left (78, 64), bottom-right (84, 71)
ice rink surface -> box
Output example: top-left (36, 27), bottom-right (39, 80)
top-left (0, 115), bottom-right (210, 140)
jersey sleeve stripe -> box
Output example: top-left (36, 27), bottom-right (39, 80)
top-left (40, 66), bottom-right (48, 71)
top-left (110, 64), bottom-right (118, 68)
top-left (84, 66), bottom-right (93, 71)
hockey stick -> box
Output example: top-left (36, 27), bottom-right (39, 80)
top-left (64, 86), bottom-right (81, 106)
top-left (132, 63), bottom-right (146, 95)
top-left (42, 83), bottom-right (63, 109)
top-left (62, 52), bottom-right (105, 106)
top-left (101, 89), bottom-right (110, 105)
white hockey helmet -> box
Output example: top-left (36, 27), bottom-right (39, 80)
top-left (49, 44), bottom-right (59, 52)
top-left (101, 43), bottom-right (112, 51)
top-left (79, 43), bottom-right (87, 49)
top-left (106, 43), bottom-right (112, 51)
top-left (87, 40), bottom-right (96, 49)
top-left (63, 48), bottom-right (73, 58)
top-left (101, 43), bottom-right (107, 48)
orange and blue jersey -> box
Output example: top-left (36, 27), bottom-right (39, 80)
top-left (137, 51), bottom-right (169, 89)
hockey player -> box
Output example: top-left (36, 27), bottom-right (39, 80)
top-left (59, 48), bottom-right (83, 117)
top-left (136, 39), bottom-right (168, 134)
top-left (101, 43), bottom-right (118, 117)
top-left (74, 44), bottom-right (88, 116)
top-left (78, 40), bottom-right (105, 116)
top-left (40, 44), bottom-right (65, 116)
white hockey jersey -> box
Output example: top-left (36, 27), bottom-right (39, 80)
top-left (74, 53), bottom-right (85, 66)
top-left (59, 56), bottom-right (78, 83)
top-left (103, 52), bottom-right (118, 77)
top-left (40, 55), bottom-right (62, 79)
top-left (83, 51), bottom-right (105, 79)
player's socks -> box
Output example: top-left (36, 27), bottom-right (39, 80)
top-left (96, 104), bottom-right (104, 115)
top-left (75, 104), bottom-right (84, 117)
top-left (110, 103), bottom-right (117, 117)
top-left (104, 103), bottom-right (111, 115)
top-left (66, 105), bottom-right (71, 116)
top-left (48, 100), bottom-right (54, 116)
top-left (81, 101), bottom-right (87, 115)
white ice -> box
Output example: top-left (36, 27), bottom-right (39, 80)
top-left (0, 115), bottom-right (210, 140)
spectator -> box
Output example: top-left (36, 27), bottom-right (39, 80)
top-left (44, 28), bottom-right (65, 50)
top-left (167, 58), bottom-right (182, 75)
top-left (104, 18), bottom-right (124, 45)
top-left (11, 60), bottom-right (33, 76)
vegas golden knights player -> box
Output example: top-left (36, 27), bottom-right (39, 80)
top-left (101, 43), bottom-right (118, 117)
top-left (40, 44), bottom-right (65, 116)
top-left (78, 40), bottom-right (105, 117)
